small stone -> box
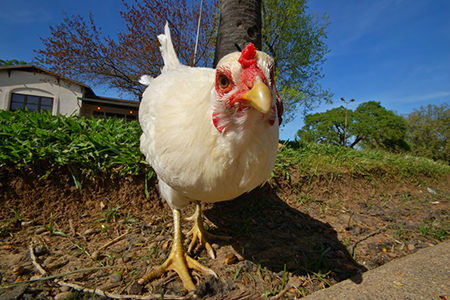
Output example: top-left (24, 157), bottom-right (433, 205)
top-left (46, 259), bottom-right (69, 270)
top-left (225, 279), bottom-right (236, 290)
top-left (12, 265), bottom-right (24, 276)
top-left (33, 244), bottom-right (49, 256)
top-left (128, 281), bottom-right (143, 294)
top-left (30, 275), bottom-right (42, 281)
top-left (91, 250), bottom-right (101, 260)
top-left (84, 228), bottom-right (100, 236)
top-left (37, 291), bottom-right (51, 299)
top-left (289, 276), bottom-right (303, 288)
top-left (110, 272), bottom-right (122, 283)
top-left (235, 252), bottom-right (245, 261)
top-left (407, 244), bottom-right (416, 251)
top-left (243, 260), bottom-right (255, 272)
top-left (54, 291), bottom-right (74, 300)
top-left (21, 221), bottom-right (34, 228)
top-left (155, 234), bottom-right (165, 241)
top-left (352, 226), bottom-right (362, 235)
top-left (59, 285), bottom-right (71, 292)
top-left (35, 227), bottom-right (47, 235)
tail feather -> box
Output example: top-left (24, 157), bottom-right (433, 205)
top-left (158, 22), bottom-right (181, 73)
top-left (139, 75), bottom-right (153, 86)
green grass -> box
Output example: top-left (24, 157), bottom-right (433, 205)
top-left (0, 110), bottom-right (151, 182)
top-left (275, 140), bottom-right (450, 181)
top-left (1, 110), bottom-right (449, 189)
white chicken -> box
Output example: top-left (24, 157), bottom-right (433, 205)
top-left (138, 23), bottom-right (282, 291)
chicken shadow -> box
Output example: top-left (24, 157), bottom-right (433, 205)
top-left (203, 184), bottom-right (366, 285)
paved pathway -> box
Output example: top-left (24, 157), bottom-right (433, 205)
top-left (303, 240), bottom-right (450, 299)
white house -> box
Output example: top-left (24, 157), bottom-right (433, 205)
top-left (0, 65), bottom-right (139, 120)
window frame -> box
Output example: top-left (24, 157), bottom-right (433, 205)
top-left (10, 93), bottom-right (54, 113)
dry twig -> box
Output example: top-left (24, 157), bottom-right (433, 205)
top-left (98, 229), bottom-right (135, 251)
top-left (29, 241), bottom-right (47, 276)
top-left (54, 279), bottom-right (184, 300)
top-left (349, 228), bottom-right (384, 256)
top-left (24, 241), bottom-right (182, 299)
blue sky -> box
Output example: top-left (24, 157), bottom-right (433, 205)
top-left (1, 1), bottom-right (449, 140)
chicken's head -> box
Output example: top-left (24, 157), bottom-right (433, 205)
top-left (212, 43), bottom-right (282, 133)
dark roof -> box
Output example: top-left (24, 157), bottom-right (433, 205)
top-left (0, 64), bottom-right (94, 93)
top-left (80, 96), bottom-right (140, 108)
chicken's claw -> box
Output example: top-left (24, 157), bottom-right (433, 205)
top-left (138, 209), bottom-right (217, 292)
top-left (186, 202), bottom-right (231, 259)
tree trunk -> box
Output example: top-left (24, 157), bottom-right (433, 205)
top-left (213, 0), bottom-right (262, 68)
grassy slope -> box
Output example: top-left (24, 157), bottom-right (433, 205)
top-left (1, 110), bottom-right (449, 185)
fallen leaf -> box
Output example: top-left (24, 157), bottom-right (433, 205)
top-left (161, 240), bottom-right (170, 249)
top-left (224, 253), bottom-right (238, 265)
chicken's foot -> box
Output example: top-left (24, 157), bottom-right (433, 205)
top-left (186, 201), bottom-right (231, 259)
top-left (138, 208), bottom-right (216, 292)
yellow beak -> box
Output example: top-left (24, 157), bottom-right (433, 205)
top-left (241, 81), bottom-right (272, 114)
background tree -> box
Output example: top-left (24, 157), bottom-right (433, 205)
top-left (0, 59), bottom-right (28, 66)
top-left (35, 0), bottom-right (331, 121)
top-left (297, 101), bottom-right (409, 152)
top-left (406, 103), bottom-right (450, 164)
top-left (352, 101), bottom-right (409, 152)
top-left (262, 0), bottom-right (332, 122)
top-left (296, 106), bottom-right (350, 146)
top-left (34, 0), bottom-right (218, 100)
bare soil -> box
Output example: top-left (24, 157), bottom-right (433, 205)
top-left (1, 166), bottom-right (449, 299)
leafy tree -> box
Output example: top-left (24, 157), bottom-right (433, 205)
top-left (297, 101), bottom-right (409, 152)
top-left (0, 59), bottom-right (28, 66)
top-left (406, 103), bottom-right (450, 164)
top-left (262, 0), bottom-right (332, 121)
top-left (34, 0), bottom-right (218, 100)
top-left (352, 101), bottom-right (409, 152)
top-left (296, 106), bottom-right (350, 147)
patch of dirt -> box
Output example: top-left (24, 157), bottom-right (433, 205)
top-left (1, 166), bottom-right (449, 299)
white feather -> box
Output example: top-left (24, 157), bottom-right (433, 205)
top-left (139, 24), bottom-right (279, 210)
top-left (139, 75), bottom-right (153, 86)
top-left (158, 22), bottom-right (181, 73)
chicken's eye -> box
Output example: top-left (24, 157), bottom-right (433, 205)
top-left (218, 74), bottom-right (230, 89)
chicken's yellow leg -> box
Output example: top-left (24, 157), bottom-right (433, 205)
top-left (186, 202), bottom-right (231, 259)
top-left (138, 208), bottom-right (217, 291)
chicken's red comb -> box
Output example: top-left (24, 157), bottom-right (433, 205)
top-left (238, 43), bottom-right (257, 69)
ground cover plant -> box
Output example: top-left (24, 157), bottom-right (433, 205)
top-left (1, 110), bottom-right (449, 299)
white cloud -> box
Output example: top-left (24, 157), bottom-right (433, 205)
top-left (395, 92), bottom-right (450, 104)
top-left (0, 8), bottom-right (51, 25)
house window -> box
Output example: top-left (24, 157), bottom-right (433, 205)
top-left (91, 109), bottom-right (136, 121)
top-left (10, 93), bottom-right (53, 112)
top-left (106, 112), bottom-right (125, 119)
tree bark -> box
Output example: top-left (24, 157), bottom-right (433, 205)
top-left (213, 0), bottom-right (262, 68)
